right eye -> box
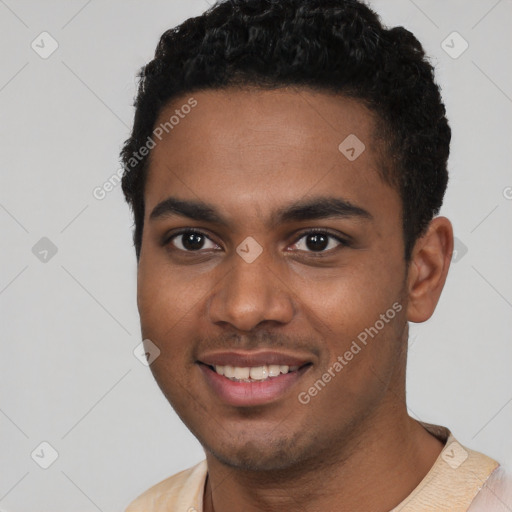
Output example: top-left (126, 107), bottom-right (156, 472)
top-left (167, 230), bottom-right (220, 252)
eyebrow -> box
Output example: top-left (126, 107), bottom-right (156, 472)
top-left (150, 197), bottom-right (228, 225)
top-left (149, 196), bottom-right (373, 226)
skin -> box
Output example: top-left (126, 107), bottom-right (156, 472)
top-left (136, 87), bottom-right (454, 512)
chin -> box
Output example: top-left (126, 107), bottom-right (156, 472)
top-left (204, 436), bottom-right (313, 472)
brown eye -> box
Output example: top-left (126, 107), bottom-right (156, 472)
top-left (305, 233), bottom-right (329, 251)
top-left (290, 231), bottom-right (346, 253)
top-left (169, 231), bottom-right (218, 252)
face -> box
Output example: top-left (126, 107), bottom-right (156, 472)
top-left (137, 87), bottom-right (410, 471)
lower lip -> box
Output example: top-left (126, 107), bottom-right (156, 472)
top-left (199, 364), bottom-right (310, 407)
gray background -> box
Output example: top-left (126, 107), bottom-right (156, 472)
top-left (1, 0), bottom-right (511, 510)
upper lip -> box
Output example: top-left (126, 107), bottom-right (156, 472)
top-left (198, 350), bottom-right (312, 368)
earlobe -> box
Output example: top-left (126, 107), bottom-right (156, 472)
top-left (406, 217), bottom-right (454, 323)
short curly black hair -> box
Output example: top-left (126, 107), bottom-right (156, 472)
top-left (121, 0), bottom-right (450, 262)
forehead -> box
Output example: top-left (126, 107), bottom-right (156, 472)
top-left (144, 87), bottom-right (398, 224)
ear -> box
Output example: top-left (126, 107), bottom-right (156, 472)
top-left (406, 216), bottom-right (453, 323)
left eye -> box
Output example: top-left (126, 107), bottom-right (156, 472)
top-left (291, 232), bottom-right (344, 253)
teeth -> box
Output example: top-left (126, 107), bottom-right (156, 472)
top-left (224, 365), bottom-right (235, 378)
top-left (213, 364), bottom-right (300, 381)
top-left (249, 366), bottom-right (267, 380)
top-left (233, 367), bottom-right (250, 380)
top-left (268, 364), bottom-right (281, 377)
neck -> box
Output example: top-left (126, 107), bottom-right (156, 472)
top-left (203, 402), bottom-right (444, 512)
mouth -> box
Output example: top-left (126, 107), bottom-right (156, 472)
top-left (202, 362), bottom-right (307, 382)
top-left (196, 351), bottom-right (313, 406)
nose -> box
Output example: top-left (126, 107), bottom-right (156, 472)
top-left (207, 251), bottom-right (295, 332)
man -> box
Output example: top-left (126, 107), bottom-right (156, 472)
top-left (120, 0), bottom-right (511, 510)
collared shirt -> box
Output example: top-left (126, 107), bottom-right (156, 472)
top-left (125, 423), bottom-right (512, 511)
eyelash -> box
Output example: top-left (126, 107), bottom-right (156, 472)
top-left (163, 228), bottom-right (350, 255)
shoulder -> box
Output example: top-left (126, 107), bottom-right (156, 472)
top-left (392, 423), bottom-right (502, 512)
top-left (125, 460), bottom-right (207, 512)
top-left (468, 465), bottom-right (512, 511)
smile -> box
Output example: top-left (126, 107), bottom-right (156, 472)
top-left (211, 364), bottom-right (300, 382)
top-left (198, 361), bottom-right (312, 407)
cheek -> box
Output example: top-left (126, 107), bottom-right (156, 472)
top-left (298, 301), bottom-right (406, 426)
top-left (136, 273), bottom-right (187, 380)
top-left (137, 253), bottom-right (209, 337)
top-left (292, 257), bottom-right (407, 400)
top-left (136, 262), bottom-right (204, 412)
top-left (292, 256), bottom-right (404, 340)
